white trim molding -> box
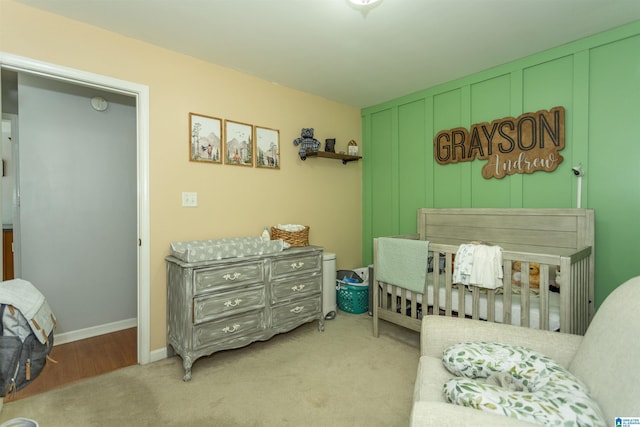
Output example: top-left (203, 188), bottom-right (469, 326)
top-left (54, 317), bottom-right (137, 346)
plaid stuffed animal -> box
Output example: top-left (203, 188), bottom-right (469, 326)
top-left (293, 128), bottom-right (321, 160)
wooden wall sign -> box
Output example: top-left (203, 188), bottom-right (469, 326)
top-left (434, 106), bottom-right (565, 179)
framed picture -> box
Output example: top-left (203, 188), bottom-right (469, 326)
top-left (255, 126), bottom-right (280, 169)
top-left (224, 120), bottom-right (254, 167)
top-left (189, 113), bottom-right (222, 163)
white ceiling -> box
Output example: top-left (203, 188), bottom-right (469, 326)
top-left (16, 0), bottom-right (640, 108)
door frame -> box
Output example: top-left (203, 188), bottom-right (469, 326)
top-left (0, 51), bottom-right (151, 364)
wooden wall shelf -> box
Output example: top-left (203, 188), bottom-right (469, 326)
top-left (304, 150), bottom-right (361, 164)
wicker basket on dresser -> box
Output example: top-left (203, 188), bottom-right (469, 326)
top-left (166, 245), bottom-right (324, 381)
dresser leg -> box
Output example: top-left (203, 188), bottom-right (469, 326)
top-left (318, 318), bottom-right (324, 332)
top-left (182, 356), bottom-right (193, 382)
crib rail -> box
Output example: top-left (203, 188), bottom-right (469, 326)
top-left (373, 238), bottom-right (592, 337)
top-left (429, 242), bottom-right (590, 334)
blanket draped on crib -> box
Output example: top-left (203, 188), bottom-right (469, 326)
top-left (376, 238), bottom-right (430, 294)
top-left (453, 244), bottom-right (503, 289)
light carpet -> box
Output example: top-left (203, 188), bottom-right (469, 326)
top-left (0, 312), bottom-right (419, 426)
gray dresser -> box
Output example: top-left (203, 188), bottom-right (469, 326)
top-left (166, 245), bottom-right (324, 381)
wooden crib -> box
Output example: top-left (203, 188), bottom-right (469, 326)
top-left (372, 208), bottom-right (594, 336)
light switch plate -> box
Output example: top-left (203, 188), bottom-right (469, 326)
top-left (182, 192), bottom-right (198, 207)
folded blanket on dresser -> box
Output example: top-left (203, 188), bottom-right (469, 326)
top-left (376, 238), bottom-right (429, 294)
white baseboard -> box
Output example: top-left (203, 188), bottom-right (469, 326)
top-left (53, 318), bottom-right (137, 345)
top-left (149, 347), bottom-right (168, 363)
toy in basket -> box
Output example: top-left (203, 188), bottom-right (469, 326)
top-left (271, 224), bottom-right (309, 247)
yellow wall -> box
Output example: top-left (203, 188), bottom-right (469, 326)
top-left (0, 1), bottom-right (363, 352)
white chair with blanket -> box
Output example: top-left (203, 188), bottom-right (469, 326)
top-left (410, 275), bottom-right (640, 426)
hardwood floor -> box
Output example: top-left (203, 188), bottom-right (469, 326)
top-left (7, 327), bottom-right (137, 402)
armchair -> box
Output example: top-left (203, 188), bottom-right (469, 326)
top-left (410, 276), bottom-right (640, 426)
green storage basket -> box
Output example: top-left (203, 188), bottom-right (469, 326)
top-left (336, 280), bottom-right (369, 314)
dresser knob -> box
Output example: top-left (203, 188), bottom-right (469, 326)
top-left (291, 284), bottom-right (305, 292)
top-left (222, 324), bottom-right (241, 333)
top-left (224, 298), bottom-right (242, 307)
top-left (290, 262), bottom-right (305, 270)
top-left (223, 272), bottom-right (241, 281)
top-left (290, 306), bottom-right (304, 314)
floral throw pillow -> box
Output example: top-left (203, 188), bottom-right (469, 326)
top-left (442, 341), bottom-right (606, 426)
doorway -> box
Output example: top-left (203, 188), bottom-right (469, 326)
top-left (0, 52), bottom-right (151, 364)
top-left (11, 72), bottom-right (137, 341)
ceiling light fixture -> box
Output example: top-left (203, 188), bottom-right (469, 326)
top-left (349, 0), bottom-right (380, 5)
top-left (347, 0), bottom-right (383, 17)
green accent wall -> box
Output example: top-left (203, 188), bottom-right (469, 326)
top-left (361, 20), bottom-right (640, 309)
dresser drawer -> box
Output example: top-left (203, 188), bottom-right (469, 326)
top-left (193, 285), bottom-right (266, 325)
top-left (271, 295), bottom-right (322, 328)
top-left (193, 261), bottom-right (263, 294)
top-left (271, 275), bottom-right (321, 304)
top-left (193, 310), bottom-right (267, 350)
top-left (271, 253), bottom-right (321, 278)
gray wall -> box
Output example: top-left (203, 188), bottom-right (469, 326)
top-left (17, 73), bottom-right (137, 334)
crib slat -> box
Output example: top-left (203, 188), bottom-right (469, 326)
top-left (577, 261), bottom-right (583, 331)
top-left (520, 261), bottom-right (531, 328)
top-left (503, 260), bottom-right (513, 326)
top-left (486, 290), bottom-right (495, 322)
top-left (458, 283), bottom-right (465, 319)
top-left (400, 286), bottom-right (407, 317)
top-left (560, 257), bottom-right (572, 333)
top-left (579, 257), bottom-right (589, 333)
top-left (580, 259), bottom-right (587, 331)
top-left (445, 252), bottom-right (453, 316)
top-left (410, 289), bottom-right (418, 319)
top-left (390, 282), bottom-right (395, 312)
top-left (432, 253), bottom-right (440, 315)
top-left (539, 263), bottom-right (549, 331)
top-left (471, 287), bottom-right (480, 320)
top-left (380, 282), bottom-right (387, 311)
